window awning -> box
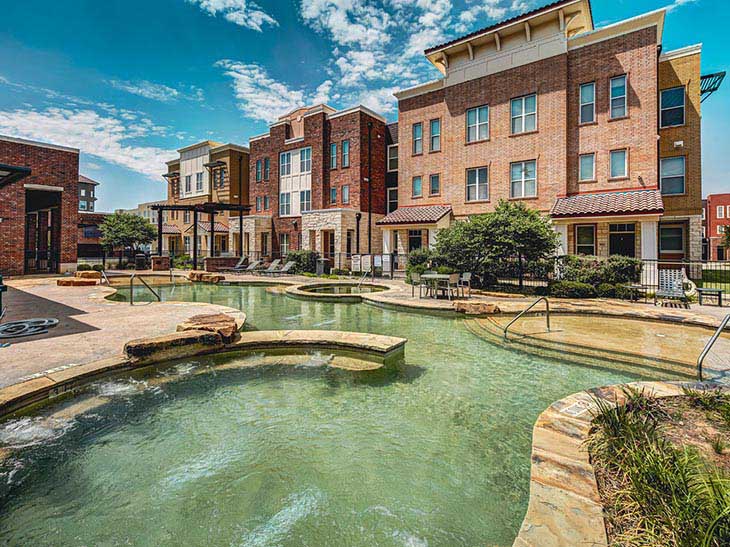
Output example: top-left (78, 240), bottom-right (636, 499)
top-left (0, 163), bottom-right (31, 188)
top-left (376, 205), bottom-right (452, 226)
top-left (551, 189), bottom-right (664, 219)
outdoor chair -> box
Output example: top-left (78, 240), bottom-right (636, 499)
top-left (654, 268), bottom-right (689, 308)
top-left (255, 259), bottom-right (281, 276)
top-left (220, 257), bottom-right (248, 273)
top-left (238, 260), bottom-right (262, 274)
top-left (411, 272), bottom-right (424, 298)
top-left (437, 273), bottom-right (460, 301)
top-left (459, 272), bottom-right (472, 298)
top-left (266, 261), bottom-right (295, 277)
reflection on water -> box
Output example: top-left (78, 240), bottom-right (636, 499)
top-left (0, 284), bottom-right (649, 546)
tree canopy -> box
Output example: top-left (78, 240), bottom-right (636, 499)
top-left (100, 212), bottom-right (156, 251)
top-left (722, 226), bottom-right (730, 251)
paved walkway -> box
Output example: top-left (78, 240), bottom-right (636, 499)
top-left (0, 277), bottom-right (244, 388)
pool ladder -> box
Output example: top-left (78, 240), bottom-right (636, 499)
top-left (129, 274), bottom-right (161, 305)
top-left (697, 313), bottom-right (730, 382)
top-left (503, 297), bottom-right (551, 340)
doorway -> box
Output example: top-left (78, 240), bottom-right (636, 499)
top-left (24, 189), bottom-right (61, 274)
top-left (609, 223), bottom-right (636, 257)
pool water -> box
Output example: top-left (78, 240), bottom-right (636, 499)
top-left (0, 284), bottom-right (648, 546)
top-left (300, 283), bottom-right (387, 294)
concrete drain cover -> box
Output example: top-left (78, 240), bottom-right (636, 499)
top-left (0, 318), bottom-right (59, 339)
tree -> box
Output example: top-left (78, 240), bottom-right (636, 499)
top-left (100, 212), bottom-right (156, 253)
top-left (722, 225), bottom-right (730, 251)
top-left (434, 200), bottom-right (559, 288)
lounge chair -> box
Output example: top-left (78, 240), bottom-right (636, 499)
top-left (266, 261), bottom-right (295, 277)
top-left (654, 268), bottom-right (689, 308)
top-left (219, 257), bottom-right (248, 273)
top-left (230, 260), bottom-right (261, 274)
top-left (256, 259), bottom-right (281, 276)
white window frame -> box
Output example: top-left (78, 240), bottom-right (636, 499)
top-left (300, 190), bottom-right (311, 213)
top-left (387, 145), bottom-right (398, 172)
top-left (610, 75), bottom-right (627, 119)
top-left (412, 176), bottom-right (422, 198)
top-left (659, 225), bottom-right (685, 253)
top-left (510, 160), bottom-right (537, 198)
top-left (264, 195), bottom-right (270, 210)
top-left (719, 226), bottom-right (726, 236)
top-left (609, 149), bottom-right (628, 179)
top-left (184, 175), bottom-right (191, 193)
top-left (429, 119), bottom-right (441, 151)
top-left (279, 233), bottom-right (289, 256)
top-left (341, 140), bottom-right (350, 167)
top-left (184, 236), bottom-right (191, 251)
top-left (255, 196), bottom-right (262, 212)
top-left (255, 160), bottom-right (262, 182)
top-left (195, 172), bottom-right (203, 192)
top-left (280, 152), bottom-right (291, 176)
top-left (429, 173), bottom-right (440, 196)
top-left (387, 187), bottom-right (398, 213)
top-left (579, 82), bottom-right (595, 124)
top-left (263, 157), bottom-right (270, 180)
top-left (510, 94), bottom-right (537, 134)
top-left (330, 143), bottom-right (337, 169)
top-left (718, 206), bottom-right (725, 219)
top-left (330, 187), bottom-right (337, 204)
top-left (575, 225), bottom-right (596, 255)
top-left (466, 105), bottom-right (489, 143)
top-left (412, 122), bottom-right (423, 155)
top-left (660, 86), bottom-right (685, 128)
top-left (342, 184), bottom-right (350, 204)
top-left (466, 167), bottom-right (489, 202)
top-left (660, 156), bottom-right (685, 196)
top-left (184, 210), bottom-right (191, 224)
top-left (279, 192), bottom-right (291, 216)
top-left (300, 147), bottom-right (312, 173)
top-left (579, 153), bottom-right (596, 182)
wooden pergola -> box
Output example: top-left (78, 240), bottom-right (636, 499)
top-left (150, 202), bottom-right (250, 270)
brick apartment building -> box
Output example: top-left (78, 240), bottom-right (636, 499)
top-left (76, 175), bottom-right (111, 259)
top-left (380, 0), bottom-right (717, 272)
top-left (0, 135), bottom-right (79, 276)
top-left (704, 194), bottom-right (730, 261)
top-left (163, 141), bottom-right (249, 257)
top-left (239, 104), bottom-right (388, 267)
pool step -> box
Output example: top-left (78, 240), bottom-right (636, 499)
top-left (463, 317), bottom-right (695, 380)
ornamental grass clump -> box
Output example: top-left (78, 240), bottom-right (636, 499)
top-left (587, 388), bottom-right (730, 547)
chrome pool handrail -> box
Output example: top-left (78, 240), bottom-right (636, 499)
top-left (503, 297), bottom-right (550, 340)
top-left (697, 313), bottom-right (730, 382)
top-left (100, 270), bottom-right (111, 286)
top-left (129, 274), bottom-right (161, 305)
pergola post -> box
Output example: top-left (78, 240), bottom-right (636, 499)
top-left (192, 209), bottom-right (199, 270)
top-left (210, 211), bottom-right (216, 258)
top-left (157, 208), bottom-right (163, 257)
top-left (238, 209), bottom-right (243, 257)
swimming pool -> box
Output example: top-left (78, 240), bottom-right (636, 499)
top-left (0, 284), bottom-right (652, 546)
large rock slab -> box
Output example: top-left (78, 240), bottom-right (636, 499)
top-left (57, 278), bottom-right (97, 287)
top-left (187, 270), bottom-right (207, 282)
top-left (201, 273), bottom-right (225, 283)
top-left (75, 270), bottom-right (102, 280)
top-left (124, 330), bottom-right (223, 364)
top-left (177, 313), bottom-right (239, 343)
top-left (454, 301), bottom-right (501, 315)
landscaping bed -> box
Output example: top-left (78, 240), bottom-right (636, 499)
top-left (588, 387), bottom-right (730, 546)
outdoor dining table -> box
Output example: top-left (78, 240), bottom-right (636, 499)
top-left (420, 273), bottom-right (452, 299)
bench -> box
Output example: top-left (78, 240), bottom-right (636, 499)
top-left (697, 287), bottom-right (724, 307)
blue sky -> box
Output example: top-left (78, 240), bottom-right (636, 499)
top-left (0, 0), bottom-right (727, 211)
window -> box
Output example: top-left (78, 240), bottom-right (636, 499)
top-left (346, 230), bottom-right (354, 256)
top-left (387, 145), bottom-right (398, 172)
top-left (330, 143), bottom-right (337, 169)
top-left (660, 226), bottom-right (684, 252)
top-left (510, 160), bottom-right (537, 198)
top-left (660, 87), bottom-right (685, 128)
top-left (609, 149), bottom-right (627, 179)
top-left (610, 75), bottom-right (627, 119)
top-left (387, 187), bottom-right (398, 214)
top-left (264, 196), bottom-right (270, 210)
top-left (280, 233), bottom-right (289, 256)
top-left (184, 236), bottom-right (191, 251)
top-left (466, 105), bottom-right (489, 142)
top-left (255, 196), bottom-right (262, 212)
top-left (511, 94), bottom-right (537, 134)
top-left (255, 160), bottom-right (262, 181)
top-left (300, 190), bottom-right (311, 212)
top-left (79, 200), bottom-right (87, 211)
top-left (718, 206), bottom-right (725, 219)
top-left (580, 82), bottom-right (595, 124)
top-left (330, 187), bottom-right (337, 204)
top-left (261, 233), bottom-right (269, 256)
top-left (576, 225), bottom-right (596, 255)
top-left (196, 172), bottom-right (203, 192)
top-left (466, 167), bottom-right (489, 202)
top-left (80, 188), bottom-right (86, 197)
top-left (185, 175), bottom-right (191, 193)
top-left (279, 192), bottom-right (291, 215)
top-left (280, 152), bottom-right (291, 176)
top-left (300, 147), bottom-right (312, 173)
top-left (719, 226), bottom-right (726, 236)
top-left (429, 174), bottom-right (440, 195)
top-left (579, 153), bottom-right (595, 181)
top-left (429, 119), bottom-right (441, 151)
top-left (342, 184), bottom-right (350, 204)
top-left (408, 230), bottom-right (423, 252)
top-left (660, 157), bottom-right (685, 195)
top-left (412, 176), bottom-right (422, 198)
top-left (412, 123), bottom-right (423, 155)
top-left (184, 210), bottom-right (190, 224)
top-left (217, 169), bottom-right (225, 188)
top-left (341, 140), bottom-right (350, 167)
top-left (264, 158), bottom-right (270, 180)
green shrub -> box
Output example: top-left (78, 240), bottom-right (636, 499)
top-left (614, 284), bottom-right (633, 300)
top-left (559, 254), bottom-right (641, 287)
top-left (436, 265), bottom-right (455, 274)
top-left (602, 255), bottom-right (642, 284)
top-left (596, 283), bottom-right (616, 298)
top-left (548, 280), bottom-right (597, 298)
top-left (406, 248), bottom-right (432, 284)
top-left (331, 268), bottom-right (350, 276)
top-left (172, 255), bottom-right (193, 270)
top-left (302, 272), bottom-right (317, 278)
top-left (76, 263), bottom-right (92, 271)
top-left (92, 264), bottom-right (105, 272)
top-left (286, 250), bottom-right (318, 274)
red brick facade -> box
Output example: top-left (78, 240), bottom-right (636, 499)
top-left (705, 194), bottom-right (730, 260)
top-left (0, 137), bottom-right (79, 276)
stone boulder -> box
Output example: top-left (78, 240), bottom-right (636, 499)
top-left (124, 330), bottom-right (223, 364)
top-left (187, 270), bottom-right (207, 282)
top-left (201, 273), bottom-right (225, 283)
top-left (177, 313), bottom-right (239, 343)
top-left (57, 278), bottom-right (97, 287)
top-left (454, 301), bottom-right (501, 315)
top-left (75, 270), bottom-right (102, 280)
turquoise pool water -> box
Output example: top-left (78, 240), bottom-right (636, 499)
top-left (0, 284), bottom-right (647, 546)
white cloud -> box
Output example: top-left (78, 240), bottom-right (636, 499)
top-left (188, 0), bottom-right (278, 31)
top-left (0, 107), bottom-right (175, 179)
top-left (457, 0), bottom-right (508, 31)
top-left (109, 79), bottom-right (204, 103)
top-left (666, 0), bottom-right (699, 12)
top-left (301, 0), bottom-right (393, 48)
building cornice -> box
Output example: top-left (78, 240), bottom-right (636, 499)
top-left (0, 134), bottom-right (79, 154)
top-left (210, 143), bottom-right (249, 154)
top-left (176, 140), bottom-right (221, 154)
top-left (568, 8), bottom-right (665, 51)
top-left (659, 43), bottom-right (702, 62)
top-left (328, 105), bottom-right (387, 124)
top-left (394, 79), bottom-right (445, 101)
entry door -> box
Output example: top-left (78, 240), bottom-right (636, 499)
top-left (719, 247), bottom-right (726, 261)
top-left (609, 223), bottom-right (636, 257)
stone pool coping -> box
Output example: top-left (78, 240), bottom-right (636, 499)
top-left (0, 328), bottom-right (406, 419)
top-left (513, 380), bottom-right (728, 547)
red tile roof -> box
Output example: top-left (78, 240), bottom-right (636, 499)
top-left (79, 174), bottom-right (100, 185)
top-left (184, 221), bottom-right (228, 233)
top-left (376, 205), bottom-right (452, 226)
top-left (161, 223), bottom-right (181, 235)
top-left (551, 189), bottom-right (664, 218)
